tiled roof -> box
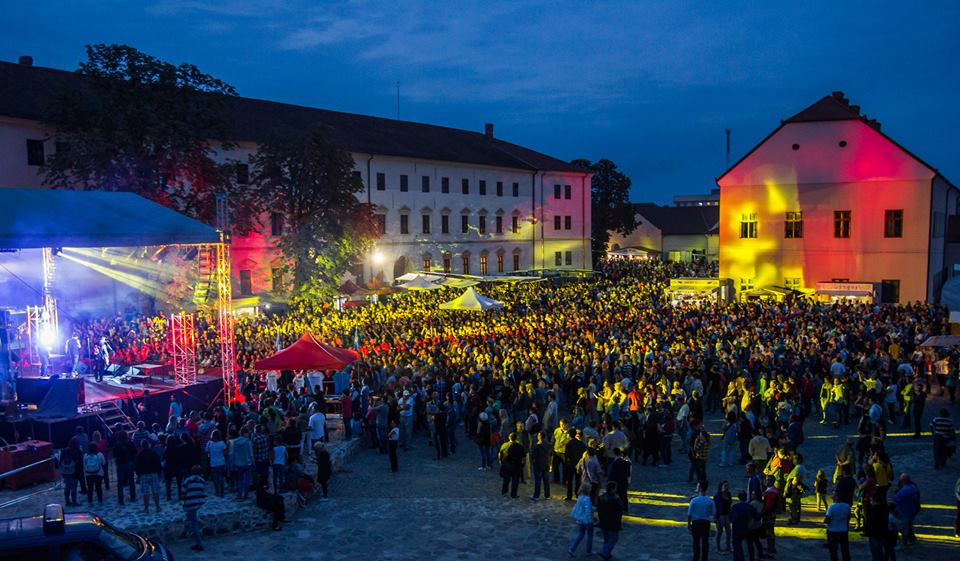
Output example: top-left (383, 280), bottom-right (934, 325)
top-left (783, 91), bottom-right (882, 131)
top-left (0, 60), bottom-right (584, 173)
top-left (633, 203), bottom-right (719, 235)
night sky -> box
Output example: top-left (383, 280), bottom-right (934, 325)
top-left (3, 1), bottom-right (957, 203)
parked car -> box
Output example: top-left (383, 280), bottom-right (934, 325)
top-left (0, 504), bottom-right (172, 561)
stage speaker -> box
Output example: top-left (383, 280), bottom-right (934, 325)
top-left (127, 366), bottom-right (141, 377)
top-left (105, 364), bottom-right (125, 377)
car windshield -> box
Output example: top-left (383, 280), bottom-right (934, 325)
top-left (95, 519), bottom-right (143, 561)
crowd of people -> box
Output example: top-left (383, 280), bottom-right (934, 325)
top-left (51, 258), bottom-right (960, 558)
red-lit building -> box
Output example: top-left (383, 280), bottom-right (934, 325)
top-left (718, 92), bottom-right (958, 304)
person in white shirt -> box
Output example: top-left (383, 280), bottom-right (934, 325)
top-left (272, 442), bottom-right (286, 492)
top-left (309, 409), bottom-right (327, 446)
top-left (265, 371), bottom-right (280, 393)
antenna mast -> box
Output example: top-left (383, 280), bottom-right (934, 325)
top-left (725, 128), bottom-right (731, 169)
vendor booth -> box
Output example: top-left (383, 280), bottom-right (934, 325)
top-left (738, 285), bottom-right (803, 304)
top-left (665, 277), bottom-right (733, 306)
top-left (814, 282), bottom-right (876, 304)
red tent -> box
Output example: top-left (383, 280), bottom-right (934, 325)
top-left (254, 332), bottom-right (360, 371)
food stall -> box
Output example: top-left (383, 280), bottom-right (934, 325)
top-left (665, 277), bottom-right (733, 306)
top-left (814, 281), bottom-right (877, 304)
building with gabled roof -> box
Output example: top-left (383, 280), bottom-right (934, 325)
top-left (717, 91), bottom-right (957, 303)
top-left (608, 203), bottom-right (719, 262)
top-left (0, 56), bottom-right (591, 305)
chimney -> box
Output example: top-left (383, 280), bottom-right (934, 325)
top-left (484, 123), bottom-right (494, 139)
top-left (18, 55), bottom-right (33, 66)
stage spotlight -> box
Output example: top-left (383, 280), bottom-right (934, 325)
top-left (52, 247), bottom-right (62, 256)
top-left (39, 326), bottom-right (56, 349)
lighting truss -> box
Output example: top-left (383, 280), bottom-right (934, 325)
top-left (169, 312), bottom-right (197, 386)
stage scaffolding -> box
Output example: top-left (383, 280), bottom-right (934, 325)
top-left (214, 194), bottom-right (237, 403)
top-left (169, 312), bottom-right (197, 386)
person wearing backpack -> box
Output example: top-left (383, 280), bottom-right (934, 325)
top-left (83, 442), bottom-right (106, 505)
top-left (60, 437), bottom-right (83, 506)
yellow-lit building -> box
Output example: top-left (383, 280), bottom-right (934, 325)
top-left (718, 92), bottom-right (957, 304)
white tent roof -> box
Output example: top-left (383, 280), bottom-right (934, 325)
top-left (440, 277), bottom-right (480, 288)
top-left (396, 272), bottom-right (442, 283)
top-left (398, 274), bottom-right (444, 290)
top-left (439, 287), bottom-right (505, 311)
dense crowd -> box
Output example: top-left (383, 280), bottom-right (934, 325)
top-left (55, 258), bottom-right (960, 558)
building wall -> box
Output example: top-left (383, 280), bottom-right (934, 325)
top-left (0, 118), bottom-right (591, 299)
top-left (662, 234), bottom-right (718, 262)
top-left (718, 119), bottom-right (944, 302)
top-left (607, 214), bottom-right (662, 255)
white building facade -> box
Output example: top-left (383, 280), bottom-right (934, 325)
top-left (0, 58), bottom-right (592, 300)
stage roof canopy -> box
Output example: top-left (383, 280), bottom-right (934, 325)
top-left (0, 188), bottom-right (220, 248)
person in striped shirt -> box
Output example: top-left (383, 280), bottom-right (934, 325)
top-left (930, 409), bottom-right (955, 469)
top-left (181, 465), bottom-right (207, 552)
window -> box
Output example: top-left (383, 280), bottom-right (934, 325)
top-left (784, 277), bottom-right (801, 290)
top-left (512, 182), bottom-right (519, 197)
top-left (554, 216), bottom-right (561, 230)
top-left (26, 139), bottom-right (44, 166)
top-left (554, 251), bottom-right (562, 266)
top-left (443, 256), bottom-right (452, 273)
top-left (565, 251), bottom-right (572, 266)
top-left (834, 210), bottom-right (851, 238)
top-left (884, 209), bottom-right (903, 238)
top-left (421, 214), bottom-right (431, 234)
top-left (376, 172), bottom-right (386, 191)
top-left (739, 277), bottom-right (754, 291)
top-left (461, 178), bottom-right (469, 194)
top-left (235, 163), bottom-right (249, 185)
top-left (512, 216), bottom-right (519, 233)
top-left (496, 181), bottom-right (503, 196)
top-left (564, 216), bottom-right (572, 230)
top-left (441, 214), bottom-right (449, 234)
top-left (441, 177), bottom-right (449, 194)
top-left (423, 258), bottom-right (431, 272)
top-left (239, 270), bottom-right (252, 295)
top-left (479, 255), bottom-right (488, 274)
top-left (881, 279), bottom-right (900, 304)
top-left (376, 214), bottom-right (386, 235)
top-left (739, 213), bottom-right (757, 239)
top-left (271, 268), bottom-right (283, 292)
top-left (497, 254), bottom-right (504, 273)
top-left (421, 175), bottom-right (430, 193)
top-left (400, 214), bottom-right (409, 234)
top-left (461, 215), bottom-right (469, 234)
top-left (400, 174), bottom-right (408, 192)
top-left (784, 211), bottom-right (803, 238)
top-left (564, 185), bottom-right (572, 200)
top-left (495, 215), bottom-right (503, 234)
top-left (462, 254), bottom-right (470, 274)
top-left (478, 215), bottom-right (487, 234)
top-left (513, 253), bottom-right (521, 271)
top-left (479, 180), bottom-right (487, 196)
top-left (554, 184), bottom-right (561, 199)
top-left (270, 213), bottom-right (283, 236)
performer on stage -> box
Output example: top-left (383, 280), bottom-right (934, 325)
top-left (94, 336), bottom-right (112, 383)
top-left (65, 334), bottom-right (81, 374)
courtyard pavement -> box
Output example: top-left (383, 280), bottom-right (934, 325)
top-left (165, 397), bottom-right (960, 561)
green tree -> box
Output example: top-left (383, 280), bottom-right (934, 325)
top-left (570, 158), bottom-right (638, 262)
top-left (251, 126), bottom-right (378, 302)
top-left (41, 44), bottom-right (259, 232)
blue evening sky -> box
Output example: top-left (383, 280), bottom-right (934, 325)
top-left (2, 1), bottom-right (957, 203)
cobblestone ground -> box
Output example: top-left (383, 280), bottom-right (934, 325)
top-left (157, 398), bottom-right (958, 561)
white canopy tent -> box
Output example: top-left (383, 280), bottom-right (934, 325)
top-left (439, 287), bottom-right (505, 311)
top-left (396, 272), bottom-right (442, 283)
top-left (440, 277), bottom-right (480, 288)
top-left (398, 274), bottom-right (444, 290)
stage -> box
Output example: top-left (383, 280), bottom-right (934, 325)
top-left (1, 370), bottom-right (225, 447)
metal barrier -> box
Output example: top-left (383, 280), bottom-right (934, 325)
top-left (0, 456), bottom-right (59, 510)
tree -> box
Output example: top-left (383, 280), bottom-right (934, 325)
top-left (41, 44), bottom-right (259, 232)
top-left (570, 158), bottom-right (638, 262)
top-left (251, 126), bottom-right (379, 302)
